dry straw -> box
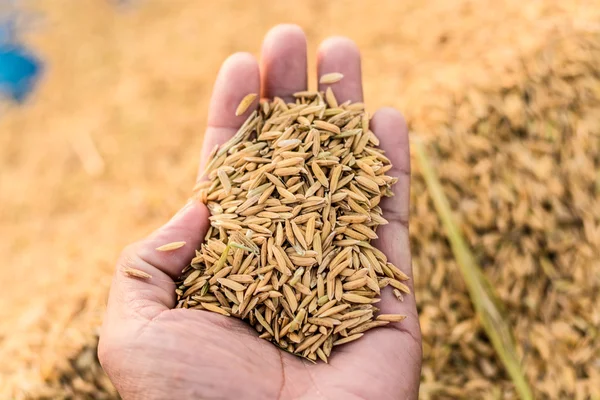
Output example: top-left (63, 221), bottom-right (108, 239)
top-left (414, 138), bottom-right (533, 400)
top-left (410, 33), bottom-right (600, 399)
top-left (177, 85), bottom-right (408, 361)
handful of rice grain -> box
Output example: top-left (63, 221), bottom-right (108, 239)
top-left (175, 83), bottom-right (409, 362)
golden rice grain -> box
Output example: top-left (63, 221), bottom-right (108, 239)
top-left (347, 320), bottom-right (389, 335)
top-left (323, 87), bottom-right (337, 108)
top-left (235, 93), bottom-right (258, 116)
top-left (389, 278), bottom-right (411, 294)
top-left (319, 72), bottom-right (344, 84)
top-left (156, 241), bottom-right (186, 251)
top-left (217, 278), bottom-right (246, 292)
top-left (333, 333), bottom-right (363, 346)
top-left (122, 267), bottom-right (152, 279)
top-left (376, 314), bottom-right (407, 322)
top-left (341, 293), bottom-right (374, 304)
top-left (201, 302), bottom-right (231, 316)
top-left (175, 94), bottom-right (404, 362)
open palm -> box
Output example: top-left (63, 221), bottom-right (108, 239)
top-left (99, 25), bottom-right (421, 400)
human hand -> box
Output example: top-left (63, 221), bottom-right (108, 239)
top-left (98, 24), bottom-right (421, 400)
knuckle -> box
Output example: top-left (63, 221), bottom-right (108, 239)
top-left (117, 243), bottom-right (141, 270)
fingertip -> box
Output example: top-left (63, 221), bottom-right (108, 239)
top-left (261, 24), bottom-right (308, 100)
top-left (317, 36), bottom-right (363, 103)
top-left (262, 24), bottom-right (307, 60)
top-left (138, 201), bottom-right (210, 279)
top-left (318, 36), bottom-right (360, 57)
top-left (167, 199), bottom-right (210, 233)
top-left (223, 51), bottom-right (259, 69)
top-left (263, 23), bottom-right (306, 44)
top-left (372, 107), bottom-right (407, 128)
top-left (208, 52), bottom-right (260, 128)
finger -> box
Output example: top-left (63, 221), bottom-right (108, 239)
top-left (371, 107), bottom-right (411, 272)
top-left (317, 37), bottom-right (363, 103)
top-left (261, 24), bottom-right (308, 101)
top-left (200, 52), bottom-right (260, 173)
top-left (332, 109), bottom-right (421, 392)
top-left (105, 200), bottom-right (209, 323)
top-left (330, 311), bottom-right (422, 400)
top-left (370, 107), bottom-right (417, 314)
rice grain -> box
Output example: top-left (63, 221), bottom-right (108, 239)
top-left (156, 241), bottom-right (186, 251)
top-left (319, 72), bottom-right (344, 84)
top-left (177, 94), bottom-right (404, 362)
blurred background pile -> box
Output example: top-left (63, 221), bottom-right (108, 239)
top-left (1, 1), bottom-right (598, 399)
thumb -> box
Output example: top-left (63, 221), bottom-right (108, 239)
top-left (105, 199), bottom-right (210, 323)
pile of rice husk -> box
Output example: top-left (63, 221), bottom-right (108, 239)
top-left (30, 31), bottom-right (600, 399)
top-left (413, 33), bottom-right (600, 399)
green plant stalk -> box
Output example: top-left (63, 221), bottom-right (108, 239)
top-left (414, 138), bottom-right (533, 400)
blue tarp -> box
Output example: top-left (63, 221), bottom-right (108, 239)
top-left (0, 16), bottom-right (42, 102)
